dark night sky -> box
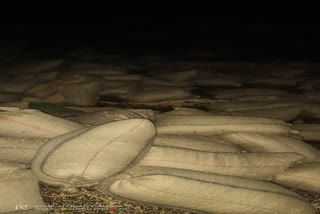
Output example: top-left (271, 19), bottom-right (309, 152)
top-left (1, 2), bottom-right (319, 60)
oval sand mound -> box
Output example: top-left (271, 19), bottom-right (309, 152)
top-left (32, 119), bottom-right (156, 187)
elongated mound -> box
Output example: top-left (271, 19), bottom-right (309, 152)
top-left (213, 106), bottom-right (301, 121)
top-left (0, 92), bottom-right (22, 102)
top-left (156, 114), bottom-right (289, 125)
top-left (153, 135), bottom-right (241, 153)
top-left (156, 115), bottom-right (293, 135)
top-left (69, 109), bottom-right (155, 125)
top-left (97, 166), bottom-right (315, 214)
top-left (274, 162), bottom-right (320, 193)
top-left (32, 119), bottom-right (156, 187)
top-left (301, 103), bottom-right (320, 119)
top-left (0, 162), bottom-right (44, 213)
top-left (59, 80), bottom-right (103, 106)
top-left (127, 89), bottom-right (193, 103)
top-left (154, 108), bottom-right (210, 121)
top-left (293, 124), bottom-right (320, 141)
top-left (151, 70), bottom-right (198, 82)
top-left (0, 107), bottom-right (84, 138)
top-left (209, 88), bottom-right (288, 99)
top-left (0, 137), bottom-right (48, 164)
top-left (138, 147), bottom-right (304, 179)
top-left (222, 133), bottom-right (320, 162)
